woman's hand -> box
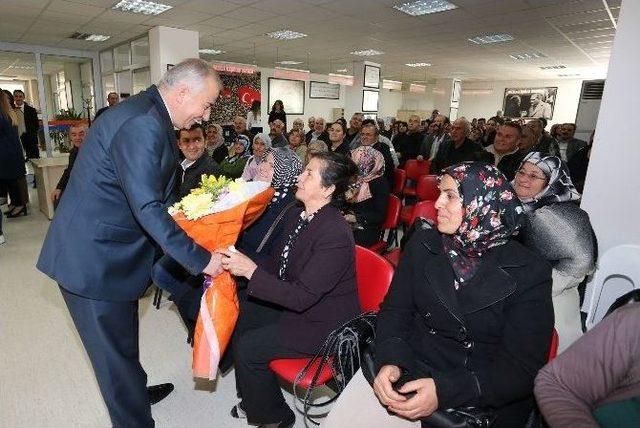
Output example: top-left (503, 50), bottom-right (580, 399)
top-left (218, 248), bottom-right (258, 279)
top-left (387, 378), bottom-right (439, 420)
top-left (373, 365), bottom-right (407, 407)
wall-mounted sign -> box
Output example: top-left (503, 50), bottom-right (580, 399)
top-left (362, 89), bottom-right (379, 112)
top-left (309, 81), bottom-right (340, 99)
top-left (364, 64), bottom-right (380, 89)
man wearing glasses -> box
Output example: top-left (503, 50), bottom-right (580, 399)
top-left (38, 59), bottom-right (224, 428)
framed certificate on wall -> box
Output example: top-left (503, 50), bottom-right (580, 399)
top-left (309, 81), bottom-right (340, 99)
top-left (364, 64), bottom-right (380, 89)
top-left (362, 90), bottom-right (379, 112)
top-left (268, 77), bottom-right (305, 115)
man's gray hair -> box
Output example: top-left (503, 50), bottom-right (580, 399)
top-left (454, 118), bottom-right (471, 136)
top-left (158, 58), bottom-right (220, 91)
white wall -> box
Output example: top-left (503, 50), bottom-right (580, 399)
top-left (149, 26), bottom-right (199, 84)
top-left (259, 68), bottom-right (346, 126)
top-left (458, 78), bottom-right (584, 127)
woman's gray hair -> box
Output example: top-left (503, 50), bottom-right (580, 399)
top-left (158, 58), bottom-right (221, 92)
top-left (253, 132), bottom-right (272, 149)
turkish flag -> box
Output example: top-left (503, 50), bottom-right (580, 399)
top-left (237, 86), bottom-right (261, 107)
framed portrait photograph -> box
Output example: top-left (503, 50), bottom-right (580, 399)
top-left (503, 87), bottom-right (558, 120)
top-left (364, 65), bottom-right (380, 89)
top-left (309, 81), bottom-right (340, 99)
top-left (268, 77), bottom-right (305, 115)
top-left (362, 90), bottom-right (379, 112)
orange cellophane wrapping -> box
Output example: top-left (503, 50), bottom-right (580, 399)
top-left (172, 186), bottom-right (274, 379)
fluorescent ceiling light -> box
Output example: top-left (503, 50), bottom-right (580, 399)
top-left (509, 52), bottom-right (547, 60)
top-left (69, 32), bottom-right (110, 42)
top-left (113, 0), bottom-right (172, 15)
top-left (540, 65), bottom-right (566, 70)
top-left (336, 68), bottom-right (348, 73)
top-left (405, 62), bottom-right (431, 67)
top-left (278, 60), bottom-right (302, 65)
top-left (409, 84), bottom-right (426, 93)
top-left (199, 49), bottom-right (225, 55)
top-left (393, 0), bottom-right (457, 16)
top-left (468, 33), bottom-right (514, 44)
top-left (350, 49), bottom-right (384, 56)
top-left (383, 79), bottom-right (403, 90)
top-left (558, 73), bottom-right (581, 77)
top-left (9, 65), bottom-right (34, 69)
top-left (266, 30), bottom-right (307, 40)
top-left (328, 73), bottom-right (354, 86)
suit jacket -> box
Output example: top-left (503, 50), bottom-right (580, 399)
top-left (430, 138), bottom-right (487, 174)
top-left (55, 146), bottom-right (78, 192)
top-left (247, 204), bottom-right (361, 354)
top-left (564, 137), bottom-right (588, 162)
top-left (419, 133), bottom-right (452, 160)
top-left (20, 103), bottom-right (39, 159)
top-left (37, 85), bottom-right (210, 301)
top-left (376, 226), bottom-right (553, 427)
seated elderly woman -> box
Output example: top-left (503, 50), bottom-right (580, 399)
top-left (241, 133), bottom-right (272, 181)
top-left (288, 129), bottom-right (307, 161)
top-left (323, 162), bottom-right (554, 428)
top-left (205, 123), bottom-right (228, 164)
top-left (220, 134), bottom-right (250, 179)
top-left (220, 152), bottom-right (361, 428)
top-left (344, 146), bottom-right (390, 247)
top-left (512, 152), bottom-right (596, 352)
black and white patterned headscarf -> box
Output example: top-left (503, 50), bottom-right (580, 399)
top-left (270, 147), bottom-right (303, 203)
top-left (516, 151), bottom-right (581, 212)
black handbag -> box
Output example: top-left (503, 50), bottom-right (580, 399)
top-left (360, 331), bottom-right (495, 428)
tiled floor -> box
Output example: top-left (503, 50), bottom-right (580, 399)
top-left (0, 189), bottom-right (326, 428)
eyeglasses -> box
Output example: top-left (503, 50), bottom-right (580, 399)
top-left (516, 169), bottom-right (546, 181)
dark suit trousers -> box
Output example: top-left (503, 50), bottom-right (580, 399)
top-left (233, 319), bottom-right (308, 424)
top-left (59, 286), bottom-right (154, 428)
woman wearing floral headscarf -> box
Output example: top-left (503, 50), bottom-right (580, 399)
top-left (344, 146), bottom-right (390, 246)
top-left (513, 151), bottom-right (596, 352)
top-left (324, 162), bottom-right (554, 428)
top-left (220, 134), bottom-right (250, 178)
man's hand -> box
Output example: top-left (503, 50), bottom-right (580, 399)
top-left (387, 378), bottom-right (439, 420)
top-left (373, 365), bottom-right (407, 407)
top-left (51, 188), bottom-right (62, 202)
top-left (202, 252), bottom-right (224, 277)
top-left (218, 248), bottom-right (258, 279)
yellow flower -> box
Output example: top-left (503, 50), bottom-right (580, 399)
top-left (180, 192), bottom-right (215, 220)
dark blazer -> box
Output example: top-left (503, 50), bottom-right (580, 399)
top-left (37, 85), bottom-right (210, 301)
top-left (430, 138), bottom-right (487, 174)
top-left (176, 154), bottom-right (221, 198)
top-left (330, 140), bottom-right (351, 157)
top-left (348, 176), bottom-right (390, 247)
top-left (211, 144), bottom-right (228, 164)
top-left (564, 137), bottom-right (588, 162)
top-left (375, 227), bottom-right (554, 427)
top-left (268, 110), bottom-right (287, 129)
top-left (56, 146), bottom-right (79, 192)
top-left (0, 113), bottom-right (26, 180)
top-left (305, 130), bottom-right (329, 144)
top-left (418, 133), bottom-right (452, 160)
top-left (247, 204), bottom-right (361, 354)
top-left (372, 141), bottom-right (395, 187)
top-left (94, 106), bottom-right (109, 121)
top-left (20, 102), bottom-right (39, 159)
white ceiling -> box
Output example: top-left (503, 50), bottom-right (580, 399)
top-left (0, 0), bottom-right (620, 82)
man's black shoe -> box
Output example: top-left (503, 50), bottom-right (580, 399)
top-left (147, 383), bottom-right (175, 405)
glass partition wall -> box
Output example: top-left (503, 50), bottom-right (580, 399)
top-left (99, 36), bottom-right (150, 106)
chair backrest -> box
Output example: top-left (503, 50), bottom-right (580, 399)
top-left (416, 174), bottom-right (440, 201)
top-left (547, 329), bottom-right (559, 361)
top-left (355, 246), bottom-right (394, 312)
top-left (409, 200), bottom-right (438, 226)
top-left (405, 159), bottom-right (431, 181)
top-left (392, 168), bottom-right (406, 195)
top-left (380, 194), bottom-right (401, 230)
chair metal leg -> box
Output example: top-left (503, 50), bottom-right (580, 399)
top-left (153, 286), bottom-right (163, 310)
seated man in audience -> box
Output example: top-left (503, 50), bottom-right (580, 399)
top-left (360, 122), bottom-right (394, 187)
top-left (176, 123), bottom-right (221, 198)
top-left (430, 118), bottom-right (489, 173)
top-left (52, 123), bottom-right (88, 208)
top-left (396, 114), bottom-right (426, 167)
top-left (528, 118), bottom-right (560, 157)
top-left (480, 116), bottom-right (499, 147)
top-left (486, 122), bottom-right (522, 180)
top-left (268, 119), bottom-right (288, 148)
top-left (346, 112), bottom-right (364, 148)
top-left (289, 118), bottom-right (305, 137)
top-left (417, 114), bottom-right (451, 161)
top-left (94, 91), bottom-right (119, 120)
top-left (233, 115), bottom-right (253, 141)
top-left (535, 303), bottom-right (640, 428)
top-left (305, 116), bottom-right (315, 141)
top-left (557, 123), bottom-right (587, 163)
top-left (362, 119), bottom-right (399, 168)
top-left (306, 116), bottom-right (329, 143)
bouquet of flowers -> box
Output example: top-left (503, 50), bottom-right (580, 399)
top-left (169, 175), bottom-right (274, 379)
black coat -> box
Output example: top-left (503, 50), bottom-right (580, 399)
top-left (0, 113), bottom-right (26, 180)
top-left (20, 103), bottom-right (39, 159)
top-left (56, 146), bottom-right (79, 191)
top-left (175, 154), bottom-right (221, 198)
top-left (267, 110), bottom-right (287, 130)
top-left (372, 141), bottom-right (395, 187)
top-left (375, 227), bottom-right (554, 427)
top-left (348, 176), bottom-right (390, 247)
top-left (211, 144), bottom-right (229, 164)
top-left (305, 130), bottom-right (329, 144)
top-left (430, 138), bottom-right (487, 174)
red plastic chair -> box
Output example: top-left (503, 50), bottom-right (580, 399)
top-left (408, 200), bottom-right (438, 226)
top-left (392, 168), bottom-right (406, 196)
top-left (268, 246), bottom-right (394, 388)
top-left (384, 248), bottom-right (402, 267)
top-left (402, 159), bottom-right (431, 197)
top-left (400, 175), bottom-right (440, 225)
top-left (368, 195), bottom-right (401, 253)
top-left (547, 329), bottom-right (559, 361)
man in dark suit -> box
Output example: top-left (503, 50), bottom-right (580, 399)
top-left (13, 89), bottom-right (39, 159)
top-left (51, 123), bottom-right (87, 208)
top-left (94, 91), bottom-right (119, 120)
top-left (37, 59), bottom-right (224, 428)
top-left (557, 123), bottom-right (587, 162)
top-left (418, 115), bottom-right (452, 161)
top-left (430, 118), bottom-right (489, 174)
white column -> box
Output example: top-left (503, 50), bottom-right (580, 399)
top-left (149, 26), bottom-right (199, 84)
top-left (344, 60), bottom-right (381, 119)
top-left (581, 0), bottom-right (640, 316)
top-left (35, 53), bottom-right (52, 157)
